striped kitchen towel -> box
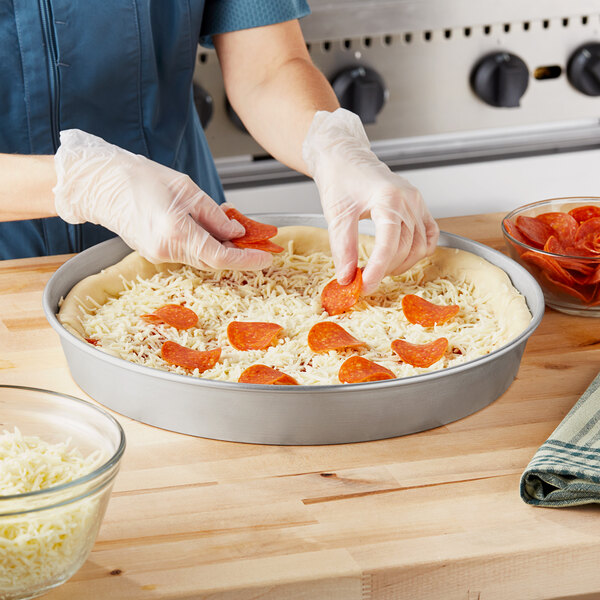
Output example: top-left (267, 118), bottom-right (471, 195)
top-left (521, 371), bottom-right (600, 507)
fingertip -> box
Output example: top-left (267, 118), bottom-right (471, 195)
top-left (250, 250), bottom-right (274, 271)
top-left (336, 263), bottom-right (357, 285)
top-left (229, 220), bottom-right (246, 238)
top-left (361, 280), bottom-right (379, 296)
top-left (231, 247), bottom-right (273, 271)
top-left (360, 265), bottom-right (381, 296)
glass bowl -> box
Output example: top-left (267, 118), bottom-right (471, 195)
top-left (502, 197), bottom-right (600, 317)
top-left (0, 385), bottom-right (125, 600)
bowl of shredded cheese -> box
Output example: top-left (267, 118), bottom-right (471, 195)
top-left (0, 385), bottom-right (125, 600)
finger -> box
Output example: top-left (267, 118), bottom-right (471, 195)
top-left (185, 226), bottom-right (273, 271)
top-left (328, 212), bottom-right (359, 285)
top-left (362, 212), bottom-right (404, 295)
top-left (184, 189), bottom-right (245, 240)
top-left (424, 215), bottom-right (440, 255)
top-left (390, 225), bottom-right (428, 276)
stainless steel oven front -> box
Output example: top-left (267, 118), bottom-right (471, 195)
top-left (193, 0), bottom-right (600, 218)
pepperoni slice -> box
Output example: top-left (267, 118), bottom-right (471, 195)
top-left (238, 364), bottom-right (298, 385)
top-left (543, 273), bottom-right (597, 304)
top-left (321, 268), bottom-right (362, 316)
top-left (544, 236), bottom-right (595, 275)
top-left (586, 265), bottom-right (600, 286)
top-left (161, 341), bottom-right (221, 372)
top-left (338, 356), bottom-right (395, 383)
top-left (536, 212), bottom-right (578, 245)
top-left (564, 244), bottom-right (599, 258)
top-left (391, 338), bottom-right (448, 368)
top-left (568, 205), bottom-right (600, 224)
top-left (515, 215), bottom-right (554, 248)
top-left (85, 338), bottom-right (99, 346)
top-left (140, 313), bottom-right (164, 325)
top-left (307, 322), bottom-right (366, 353)
top-left (227, 321), bottom-right (283, 351)
top-left (521, 251), bottom-right (577, 286)
top-left (401, 295), bottom-right (459, 327)
top-left (574, 217), bottom-right (600, 255)
top-left (543, 235), bottom-right (566, 254)
top-left (504, 220), bottom-right (529, 245)
top-left (224, 207), bottom-right (278, 243)
top-left (141, 304), bottom-right (198, 330)
top-left (233, 239), bottom-right (284, 253)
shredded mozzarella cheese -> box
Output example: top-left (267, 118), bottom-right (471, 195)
top-left (0, 429), bottom-right (105, 595)
top-left (77, 244), bottom-right (520, 384)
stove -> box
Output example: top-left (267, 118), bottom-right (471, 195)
top-left (193, 0), bottom-right (600, 217)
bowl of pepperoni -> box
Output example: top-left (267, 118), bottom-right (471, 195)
top-left (502, 197), bottom-right (600, 316)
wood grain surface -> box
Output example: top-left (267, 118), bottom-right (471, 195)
top-left (1, 213), bottom-right (600, 600)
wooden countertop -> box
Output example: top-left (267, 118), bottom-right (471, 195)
top-left (2, 212), bottom-right (600, 600)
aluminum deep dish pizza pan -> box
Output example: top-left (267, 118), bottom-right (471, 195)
top-left (43, 214), bottom-right (545, 445)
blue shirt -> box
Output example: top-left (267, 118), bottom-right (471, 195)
top-left (0, 0), bottom-right (309, 259)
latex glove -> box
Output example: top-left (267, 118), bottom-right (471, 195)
top-left (53, 129), bottom-right (272, 271)
top-left (302, 108), bottom-right (439, 294)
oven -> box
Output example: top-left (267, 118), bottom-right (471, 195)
top-left (192, 0), bottom-right (600, 219)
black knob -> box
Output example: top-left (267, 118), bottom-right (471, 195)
top-left (470, 52), bottom-right (529, 107)
top-left (567, 42), bottom-right (600, 96)
top-left (193, 84), bottom-right (213, 128)
top-left (331, 66), bottom-right (387, 124)
top-left (225, 97), bottom-right (249, 134)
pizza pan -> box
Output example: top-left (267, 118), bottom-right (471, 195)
top-left (43, 214), bottom-right (544, 445)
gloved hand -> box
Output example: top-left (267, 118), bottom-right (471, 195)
top-left (302, 109), bottom-right (439, 295)
top-left (53, 129), bottom-right (272, 271)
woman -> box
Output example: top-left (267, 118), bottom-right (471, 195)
top-left (0, 0), bottom-right (438, 294)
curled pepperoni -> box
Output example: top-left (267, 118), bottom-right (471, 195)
top-left (504, 219), bottom-right (529, 247)
top-left (338, 356), bottom-right (395, 383)
top-left (391, 338), bottom-right (448, 368)
top-left (521, 251), bottom-right (576, 286)
top-left (238, 364), bottom-right (298, 385)
top-left (586, 265), bottom-right (600, 286)
top-left (544, 236), bottom-right (595, 275)
top-left (307, 322), bottom-right (366, 353)
top-left (568, 205), bottom-right (600, 223)
top-left (401, 295), bottom-right (459, 327)
top-left (574, 217), bottom-right (600, 255)
top-left (224, 207), bottom-right (278, 243)
top-left (543, 235), bottom-right (566, 254)
top-left (515, 215), bottom-right (554, 248)
top-left (227, 321), bottom-right (283, 351)
top-left (141, 304), bottom-right (198, 330)
top-left (161, 341), bottom-right (221, 372)
top-left (321, 268), bottom-right (362, 316)
top-left (233, 239), bottom-right (284, 253)
top-left (536, 212), bottom-right (578, 245)
top-left (543, 273), bottom-right (598, 304)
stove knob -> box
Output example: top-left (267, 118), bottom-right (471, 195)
top-left (567, 42), bottom-right (600, 96)
top-left (470, 52), bottom-right (529, 107)
top-left (331, 66), bottom-right (387, 124)
top-left (193, 84), bottom-right (213, 128)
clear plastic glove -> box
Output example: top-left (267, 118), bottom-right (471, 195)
top-left (53, 129), bottom-right (272, 271)
top-left (302, 109), bottom-right (439, 294)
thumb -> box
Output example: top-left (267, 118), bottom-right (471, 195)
top-left (177, 184), bottom-right (245, 241)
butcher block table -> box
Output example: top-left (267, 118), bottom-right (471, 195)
top-left (1, 212), bottom-right (600, 600)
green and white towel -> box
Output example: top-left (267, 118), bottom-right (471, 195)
top-left (521, 371), bottom-right (600, 507)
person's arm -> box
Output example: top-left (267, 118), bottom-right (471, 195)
top-left (215, 20), bottom-right (439, 293)
top-left (0, 133), bottom-right (271, 272)
top-left (0, 154), bottom-right (57, 222)
top-left (214, 20), bottom-right (339, 174)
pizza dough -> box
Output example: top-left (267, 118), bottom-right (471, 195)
top-left (58, 225), bottom-right (532, 384)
